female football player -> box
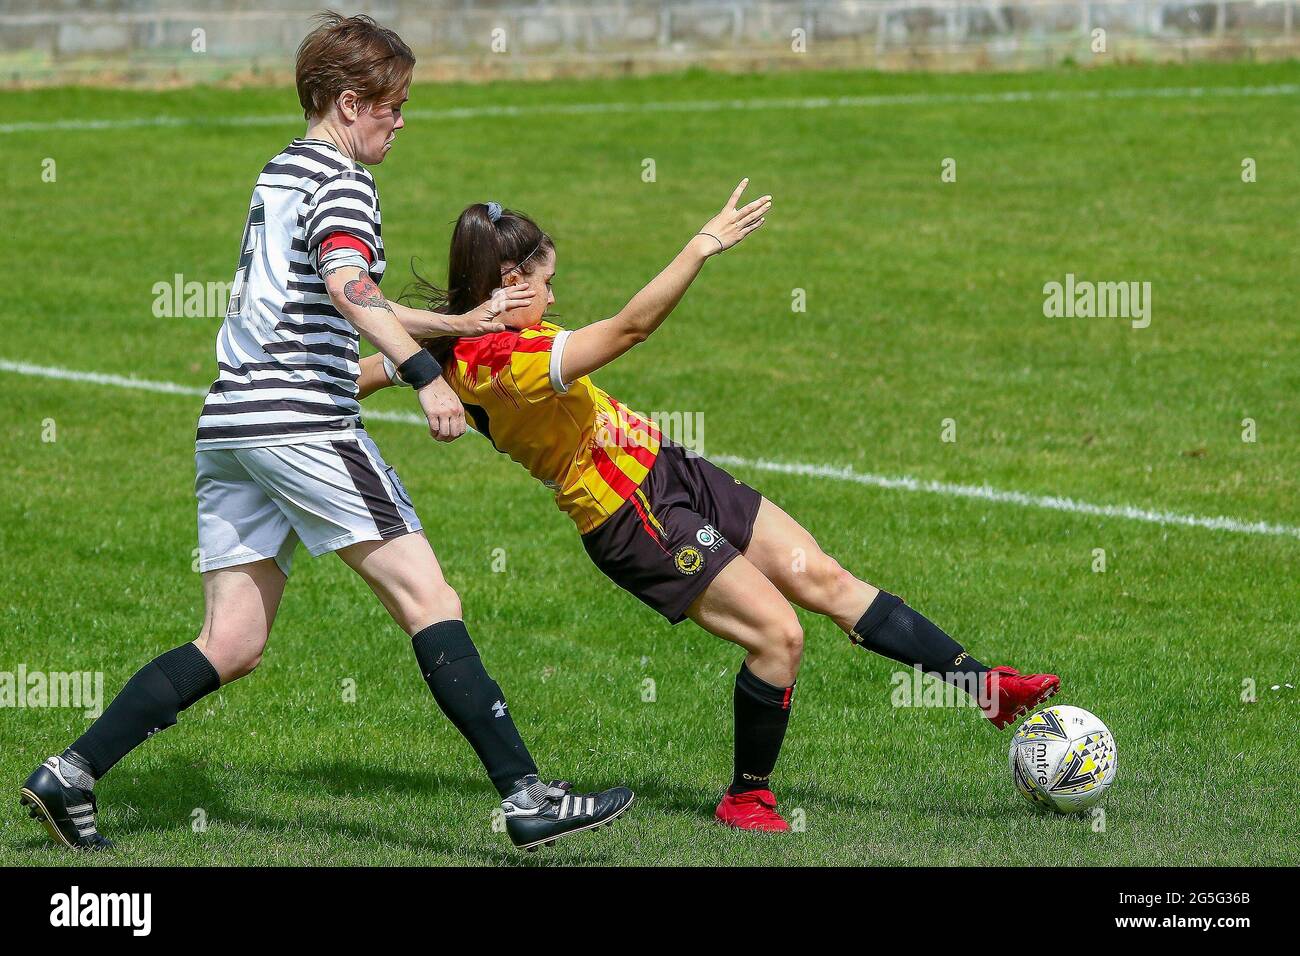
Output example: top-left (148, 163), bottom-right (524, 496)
top-left (19, 13), bottom-right (632, 854)
top-left (358, 186), bottom-right (1061, 832)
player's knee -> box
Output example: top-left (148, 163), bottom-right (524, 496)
top-left (432, 582), bottom-right (462, 621)
top-left (810, 558), bottom-right (856, 608)
top-left (416, 581), bottom-right (462, 629)
top-left (771, 612), bottom-right (804, 667)
top-left (196, 628), bottom-right (264, 681)
top-left (227, 649), bottom-right (263, 680)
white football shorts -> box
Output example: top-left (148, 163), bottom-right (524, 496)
top-left (194, 432), bottom-right (421, 576)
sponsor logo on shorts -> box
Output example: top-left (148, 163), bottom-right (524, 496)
top-left (674, 546), bottom-right (704, 575)
top-left (696, 524), bottom-right (723, 550)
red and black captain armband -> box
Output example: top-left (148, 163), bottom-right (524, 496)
top-left (318, 232), bottom-right (374, 264)
top-left (395, 349), bottom-right (442, 391)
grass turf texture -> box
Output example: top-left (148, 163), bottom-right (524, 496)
top-left (0, 61), bottom-right (1297, 866)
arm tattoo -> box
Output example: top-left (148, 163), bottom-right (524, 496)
top-left (343, 277), bottom-right (393, 313)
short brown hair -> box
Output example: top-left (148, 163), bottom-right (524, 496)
top-left (295, 12), bottom-right (415, 120)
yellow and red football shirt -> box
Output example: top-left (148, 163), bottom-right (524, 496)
top-left (446, 320), bottom-right (661, 533)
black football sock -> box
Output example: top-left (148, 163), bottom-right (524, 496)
top-left (411, 620), bottom-right (539, 798)
top-left (729, 663), bottom-right (795, 795)
top-left (68, 643), bottom-right (221, 779)
top-left (850, 590), bottom-right (989, 697)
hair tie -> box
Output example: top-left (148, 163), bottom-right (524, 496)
top-left (486, 201), bottom-right (502, 223)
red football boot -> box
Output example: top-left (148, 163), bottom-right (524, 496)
top-left (982, 665), bottom-right (1061, 730)
top-left (715, 789), bottom-right (791, 832)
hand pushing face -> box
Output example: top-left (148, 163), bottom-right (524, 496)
top-left (499, 249), bottom-right (556, 330)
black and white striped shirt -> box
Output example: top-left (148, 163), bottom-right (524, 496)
top-left (196, 138), bottom-right (385, 448)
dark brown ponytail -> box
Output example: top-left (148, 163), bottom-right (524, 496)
top-left (404, 203), bottom-right (553, 369)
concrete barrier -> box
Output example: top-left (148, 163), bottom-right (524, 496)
top-left (1, 0), bottom-right (1296, 85)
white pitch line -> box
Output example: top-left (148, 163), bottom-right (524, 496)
top-left (708, 455), bottom-right (1300, 541)
top-left (0, 359), bottom-right (206, 396)
top-left (3, 356), bottom-right (1296, 542)
top-left (0, 358), bottom-right (424, 427)
top-left (2, 83), bottom-right (1296, 135)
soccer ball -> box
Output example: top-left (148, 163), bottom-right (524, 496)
top-left (1009, 705), bottom-right (1116, 813)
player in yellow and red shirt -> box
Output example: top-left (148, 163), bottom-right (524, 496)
top-left (428, 318), bottom-right (662, 534)
top-left (360, 186), bottom-right (1061, 832)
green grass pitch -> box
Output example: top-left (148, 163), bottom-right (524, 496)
top-left (0, 60), bottom-right (1296, 866)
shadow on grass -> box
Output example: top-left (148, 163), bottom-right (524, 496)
top-left (8, 756), bottom-right (1027, 865)
top-left (7, 761), bottom-right (236, 860)
top-left (10, 757), bottom-right (627, 866)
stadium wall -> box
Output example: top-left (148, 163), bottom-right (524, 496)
top-left (1, 0), bottom-right (1297, 86)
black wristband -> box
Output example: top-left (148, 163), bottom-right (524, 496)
top-left (397, 349), bottom-right (442, 390)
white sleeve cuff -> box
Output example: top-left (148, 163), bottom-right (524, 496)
top-left (549, 329), bottom-right (572, 393)
top-left (382, 354), bottom-right (406, 386)
top-left (313, 245), bottom-right (371, 278)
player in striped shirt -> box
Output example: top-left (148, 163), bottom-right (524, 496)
top-left (360, 187), bottom-right (1062, 832)
top-left (20, 13), bottom-right (632, 854)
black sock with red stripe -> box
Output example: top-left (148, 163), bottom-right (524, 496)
top-left (729, 663), bottom-right (795, 795)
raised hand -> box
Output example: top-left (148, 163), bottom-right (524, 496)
top-left (696, 178), bottom-right (772, 256)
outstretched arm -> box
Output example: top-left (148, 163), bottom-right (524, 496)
top-left (357, 286), bottom-right (535, 401)
top-left (389, 283), bottom-right (534, 339)
top-left (558, 179), bottom-right (770, 386)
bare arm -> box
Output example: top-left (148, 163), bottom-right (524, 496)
top-left (356, 352), bottom-right (394, 401)
top-left (323, 264), bottom-right (466, 441)
top-left (388, 283), bottom-right (535, 339)
top-left (324, 265), bottom-right (422, 366)
top-left (560, 179), bottom-right (770, 385)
